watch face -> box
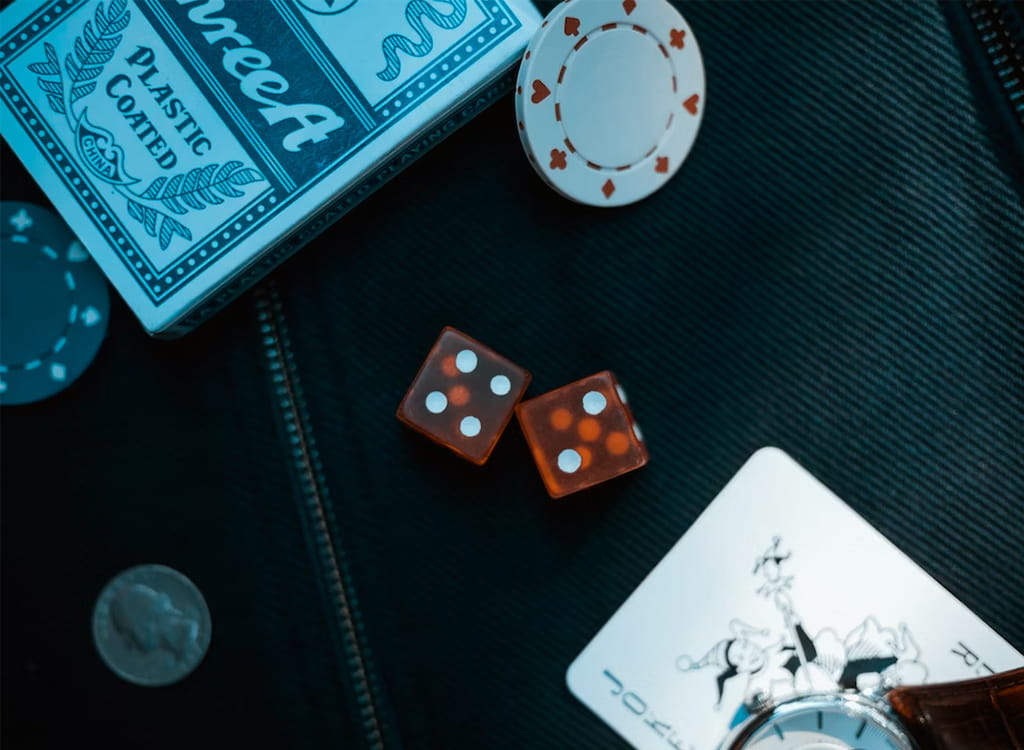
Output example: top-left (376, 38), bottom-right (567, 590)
top-left (730, 694), bottom-right (914, 750)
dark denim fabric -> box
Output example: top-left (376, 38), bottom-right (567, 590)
top-left (3, 2), bottom-right (1022, 748)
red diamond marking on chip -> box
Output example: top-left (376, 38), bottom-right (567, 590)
top-left (655, 156), bottom-right (668, 173)
top-left (550, 149), bottom-right (567, 170)
top-left (683, 94), bottom-right (699, 115)
top-left (564, 16), bottom-right (580, 36)
top-left (670, 28), bottom-right (686, 49)
top-left (622, 0), bottom-right (636, 15)
top-left (531, 79), bottom-right (551, 103)
top-left (602, 179), bottom-right (615, 198)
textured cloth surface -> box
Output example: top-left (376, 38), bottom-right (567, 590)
top-left (3, 1), bottom-right (1022, 748)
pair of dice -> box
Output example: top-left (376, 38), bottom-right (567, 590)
top-left (396, 327), bottom-right (648, 497)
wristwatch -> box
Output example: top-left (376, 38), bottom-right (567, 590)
top-left (721, 667), bottom-right (1024, 749)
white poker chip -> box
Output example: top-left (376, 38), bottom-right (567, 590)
top-left (0, 202), bottom-right (109, 406)
top-left (515, 0), bottom-right (705, 207)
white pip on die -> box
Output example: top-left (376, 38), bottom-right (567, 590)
top-left (397, 327), bottom-right (531, 465)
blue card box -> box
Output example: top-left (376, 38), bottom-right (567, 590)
top-left (0, 0), bottom-right (539, 335)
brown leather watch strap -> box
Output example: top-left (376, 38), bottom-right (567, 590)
top-left (888, 668), bottom-right (1024, 750)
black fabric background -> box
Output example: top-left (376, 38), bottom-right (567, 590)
top-left (2, 1), bottom-right (1022, 748)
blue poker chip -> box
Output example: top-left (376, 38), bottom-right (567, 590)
top-left (1, 202), bottom-right (109, 405)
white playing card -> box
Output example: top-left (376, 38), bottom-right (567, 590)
top-left (566, 447), bottom-right (1023, 750)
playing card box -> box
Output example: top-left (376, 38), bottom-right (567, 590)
top-left (0, 0), bottom-right (539, 336)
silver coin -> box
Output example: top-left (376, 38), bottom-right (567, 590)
top-left (92, 564), bottom-right (212, 687)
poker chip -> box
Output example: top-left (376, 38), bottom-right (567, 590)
top-left (0, 202), bottom-right (109, 405)
top-left (515, 0), bottom-right (705, 207)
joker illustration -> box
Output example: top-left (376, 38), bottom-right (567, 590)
top-left (676, 537), bottom-right (927, 709)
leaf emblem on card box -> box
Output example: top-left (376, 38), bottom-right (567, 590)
top-left (27, 43), bottom-right (66, 115)
top-left (28, 0), bottom-right (265, 252)
top-left (74, 112), bottom-right (138, 185)
top-left (64, 0), bottom-right (129, 105)
top-left (139, 162), bottom-right (264, 213)
top-left (126, 163), bottom-right (262, 250)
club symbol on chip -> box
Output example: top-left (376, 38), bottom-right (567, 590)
top-left (9, 208), bottom-right (33, 232)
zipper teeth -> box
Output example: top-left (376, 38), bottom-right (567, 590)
top-left (255, 283), bottom-right (385, 750)
top-left (967, 1), bottom-right (1024, 124)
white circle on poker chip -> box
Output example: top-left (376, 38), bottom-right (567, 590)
top-left (557, 449), bottom-right (582, 474)
top-left (425, 391), bottom-right (447, 414)
top-left (460, 416), bottom-right (481, 437)
top-left (616, 384), bottom-right (628, 404)
top-left (582, 391), bottom-right (607, 415)
top-left (633, 423), bottom-right (644, 442)
top-left (559, 28), bottom-right (673, 168)
top-left (490, 374), bottom-right (511, 396)
top-left (514, 0), bottom-right (705, 207)
top-left (455, 349), bottom-right (478, 373)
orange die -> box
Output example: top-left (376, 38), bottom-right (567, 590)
top-left (516, 371), bottom-right (648, 498)
top-left (397, 327), bottom-right (531, 465)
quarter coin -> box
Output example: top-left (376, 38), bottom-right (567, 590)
top-left (92, 564), bottom-right (211, 687)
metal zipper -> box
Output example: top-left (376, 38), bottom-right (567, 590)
top-left (965, 0), bottom-right (1024, 126)
top-left (254, 281), bottom-right (387, 750)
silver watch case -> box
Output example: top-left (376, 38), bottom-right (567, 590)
top-left (720, 690), bottom-right (917, 750)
